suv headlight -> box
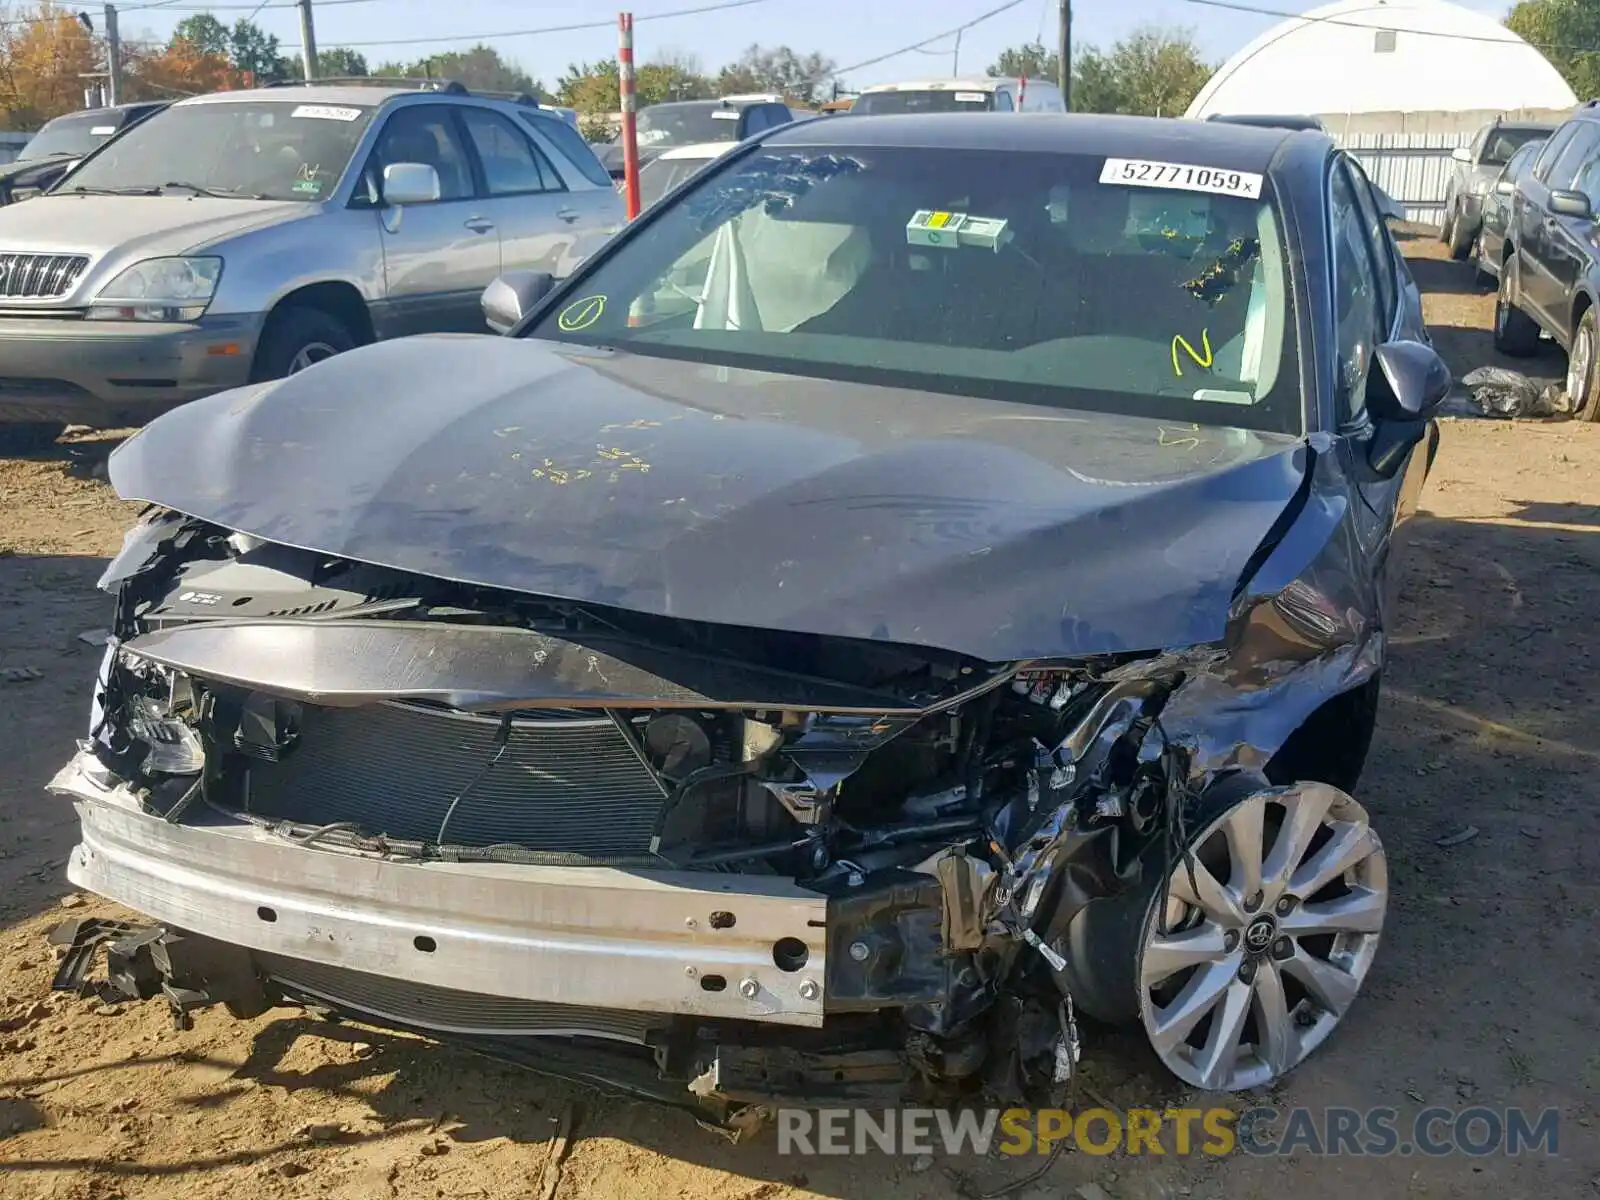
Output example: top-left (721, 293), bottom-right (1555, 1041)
top-left (86, 257), bottom-right (222, 322)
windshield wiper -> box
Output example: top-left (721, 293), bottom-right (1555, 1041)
top-left (160, 181), bottom-right (269, 200)
top-left (65, 184), bottom-right (161, 196)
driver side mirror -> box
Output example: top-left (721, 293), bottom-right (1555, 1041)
top-left (1450, 146), bottom-right (1473, 164)
top-left (1365, 340), bottom-right (1451, 478)
top-left (1550, 188), bottom-right (1593, 219)
top-left (482, 270), bottom-right (555, 334)
top-left (382, 162), bottom-right (440, 207)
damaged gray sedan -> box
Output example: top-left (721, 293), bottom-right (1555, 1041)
top-left (49, 113), bottom-right (1448, 1119)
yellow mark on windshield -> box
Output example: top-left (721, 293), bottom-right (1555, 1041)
top-left (1171, 329), bottom-right (1213, 377)
top-left (558, 295), bottom-right (607, 332)
top-left (1158, 423), bottom-right (1203, 450)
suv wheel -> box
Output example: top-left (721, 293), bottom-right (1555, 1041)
top-left (1447, 210), bottom-right (1474, 260)
top-left (1438, 202), bottom-right (1454, 244)
top-left (1568, 308), bottom-right (1600, 421)
top-left (1493, 262), bottom-right (1542, 356)
top-left (1471, 231), bottom-right (1493, 289)
top-left (252, 306), bottom-right (358, 382)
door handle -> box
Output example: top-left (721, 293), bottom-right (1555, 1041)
top-left (556, 207), bottom-right (580, 224)
top-left (464, 217), bottom-right (495, 234)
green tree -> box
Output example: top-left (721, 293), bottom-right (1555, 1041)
top-left (717, 44), bottom-right (836, 103)
top-left (1507, 0), bottom-right (1600, 100)
top-left (316, 48), bottom-right (370, 78)
top-left (1070, 27), bottom-right (1213, 116)
top-left (399, 45), bottom-right (541, 95)
top-left (987, 41), bottom-right (1060, 80)
top-left (171, 13), bottom-right (229, 59)
top-left (228, 18), bottom-right (290, 84)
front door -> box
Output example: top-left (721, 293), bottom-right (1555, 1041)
top-left (368, 104), bottom-right (501, 337)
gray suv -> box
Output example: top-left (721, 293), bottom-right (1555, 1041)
top-left (0, 81), bottom-right (623, 449)
top-left (1440, 118), bottom-right (1556, 260)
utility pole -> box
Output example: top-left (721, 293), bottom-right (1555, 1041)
top-left (297, 0), bottom-right (318, 81)
top-left (103, 3), bottom-right (122, 106)
top-left (952, 29), bottom-right (962, 78)
top-left (1058, 0), bottom-right (1071, 110)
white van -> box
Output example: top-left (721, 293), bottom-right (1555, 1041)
top-left (851, 78), bottom-right (1065, 115)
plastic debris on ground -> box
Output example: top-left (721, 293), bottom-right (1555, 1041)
top-left (1448, 366), bottom-right (1573, 419)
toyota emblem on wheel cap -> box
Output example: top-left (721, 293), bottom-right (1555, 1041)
top-left (1244, 916), bottom-right (1276, 953)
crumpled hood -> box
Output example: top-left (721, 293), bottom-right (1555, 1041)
top-left (0, 193), bottom-right (308, 259)
top-left (108, 336), bottom-right (1312, 662)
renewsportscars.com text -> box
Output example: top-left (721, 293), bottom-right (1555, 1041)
top-left (776, 1106), bottom-right (1561, 1158)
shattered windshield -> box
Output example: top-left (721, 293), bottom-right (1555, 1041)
top-left (61, 101), bottom-right (375, 201)
top-left (530, 146), bottom-right (1302, 434)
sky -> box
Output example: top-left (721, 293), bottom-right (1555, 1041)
top-left (110, 0), bottom-right (1518, 90)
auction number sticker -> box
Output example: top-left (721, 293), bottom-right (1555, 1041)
top-left (292, 104), bottom-right (364, 122)
top-left (1099, 157), bottom-right (1263, 200)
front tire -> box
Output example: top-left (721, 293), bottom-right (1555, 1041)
top-left (1568, 307), bottom-right (1600, 422)
top-left (1132, 784), bottom-right (1388, 1092)
top-left (1447, 210), bottom-right (1474, 260)
top-left (1471, 232), bottom-right (1494, 289)
top-left (1493, 261), bottom-right (1542, 357)
top-left (251, 306), bottom-right (358, 383)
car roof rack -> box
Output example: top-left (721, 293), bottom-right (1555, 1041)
top-left (265, 76), bottom-right (550, 107)
top-left (267, 76), bottom-right (472, 95)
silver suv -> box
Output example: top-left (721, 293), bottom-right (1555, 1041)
top-left (0, 81), bottom-right (623, 449)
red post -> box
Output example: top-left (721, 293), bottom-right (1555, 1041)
top-left (618, 12), bottom-right (641, 221)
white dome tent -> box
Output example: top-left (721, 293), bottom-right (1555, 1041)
top-left (1185, 0), bottom-right (1577, 130)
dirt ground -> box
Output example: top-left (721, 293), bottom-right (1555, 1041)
top-left (1, 232), bottom-right (1597, 1200)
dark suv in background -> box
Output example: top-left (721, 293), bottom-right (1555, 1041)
top-left (1441, 117), bottom-right (1557, 260)
top-left (0, 102), bottom-right (168, 205)
top-left (1494, 101), bottom-right (1600, 420)
top-left (596, 95), bottom-right (793, 179)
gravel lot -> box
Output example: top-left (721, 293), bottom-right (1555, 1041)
top-left (1, 232), bottom-right (1597, 1200)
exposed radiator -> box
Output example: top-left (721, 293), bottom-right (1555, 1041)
top-left (257, 953), bottom-right (659, 1043)
top-left (243, 702), bottom-right (667, 856)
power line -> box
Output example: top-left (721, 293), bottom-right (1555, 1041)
top-left (1187, 0), bottom-right (1600, 56)
top-left (286, 0), bottom-right (781, 50)
top-left (832, 0), bottom-right (1029, 76)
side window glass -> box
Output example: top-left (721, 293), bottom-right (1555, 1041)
top-left (522, 113), bottom-right (610, 188)
top-left (769, 105), bottom-right (793, 127)
top-left (460, 108), bottom-right (555, 195)
top-left (372, 106), bottom-right (473, 202)
top-left (1330, 164), bottom-right (1384, 418)
top-left (1343, 157), bottom-right (1396, 327)
top-left (741, 107), bottom-right (767, 136)
top-left (994, 90), bottom-right (1015, 112)
top-left (1574, 148), bottom-right (1600, 204)
top-left (1546, 125), bottom-right (1598, 189)
top-left (1534, 124), bottom-right (1577, 181)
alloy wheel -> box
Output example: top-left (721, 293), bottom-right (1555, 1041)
top-left (1567, 321), bottom-right (1593, 410)
top-left (1136, 784), bottom-right (1387, 1092)
top-left (288, 341), bottom-right (340, 374)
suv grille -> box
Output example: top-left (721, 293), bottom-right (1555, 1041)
top-left (0, 253), bottom-right (89, 298)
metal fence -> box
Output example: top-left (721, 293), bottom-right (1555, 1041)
top-left (1334, 130), bottom-right (1474, 227)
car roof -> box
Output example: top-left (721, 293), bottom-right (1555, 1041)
top-left (1206, 113), bottom-right (1327, 133)
top-left (174, 85), bottom-right (425, 108)
top-left (762, 112), bottom-right (1301, 176)
top-left (860, 79), bottom-right (1005, 93)
top-left (46, 101), bottom-right (165, 122)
